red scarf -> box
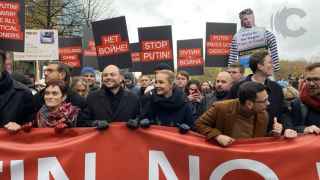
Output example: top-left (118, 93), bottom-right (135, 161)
top-left (299, 82), bottom-right (320, 111)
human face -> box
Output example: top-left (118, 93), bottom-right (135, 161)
top-left (139, 76), bottom-right (151, 88)
top-left (215, 72), bottom-right (233, 92)
top-left (305, 67), bottom-right (320, 98)
top-left (188, 84), bottom-right (200, 95)
top-left (258, 55), bottom-right (273, 77)
top-left (241, 14), bottom-right (255, 28)
top-left (252, 90), bottom-right (270, 113)
top-left (74, 82), bottom-right (87, 97)
top-left (82, 73), bottom-right (96, 86)
top-left (176, 74), bottom-right (188, 89)
top-left (102, 65), bottom-right (122, 89)
top-left (44, 85), bottom-right (65, 111)
top-left (155, 73), bottom-right (172, 97)
top-left (227, 67), bottom-right (243, 82)
top-left (44, 64), bottom-right (63, 83)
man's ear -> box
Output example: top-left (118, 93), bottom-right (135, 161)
top-left (59, 71), bottom-right (66, 81)
top-left (245, 100), bottom-right (254, 110)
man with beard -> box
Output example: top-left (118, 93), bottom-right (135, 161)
top-left (229, 50), bottom-right (285, 133)
top-left (78, 65), bottom-right (140, 128)
top-left (285, 63), bottom-right (320, 134)
top-left (0, 50), bottom-right (34, 132)
top-left (204, 71), bottom-right (233, 110)
top-left (196, 81), bottom-right (295, 147)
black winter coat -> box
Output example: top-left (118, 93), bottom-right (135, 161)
top-left (141, 88), bottom-right (194, 128)
top-left (0, 71), bottom-right (34, 126)
top-left (78, 87), bottom-right (140, 126)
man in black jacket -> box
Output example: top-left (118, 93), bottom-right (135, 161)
top-left (78, 65), bottom-right (140, 127)
top-left (0, 50), bottom-right (34, 131)
top-left (228, 50), bottom-right (285, 132)
top-left (33, 62), bottom-right (86, 112)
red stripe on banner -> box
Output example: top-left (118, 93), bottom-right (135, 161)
top-left (0, 123), bottom-right (319, 179)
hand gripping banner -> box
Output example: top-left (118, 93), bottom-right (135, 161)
top-left (0, 123), bottom-right (319, 180)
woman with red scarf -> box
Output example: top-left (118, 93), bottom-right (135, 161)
top-left (35, 80), bottom-right (79, 131)
top-left (285, 63), bottom-right (320, 134)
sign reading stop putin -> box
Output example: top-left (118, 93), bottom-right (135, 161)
top-left (92, 16), bottom-right (132, 70)
top-left (205, 22), bottom-right (237, 67)
top-left (138, 25), bottom-right (174, 74)
top-left (177, 38), bottom-right (204, 75)
top-left (0, 0), bottom-right (25, 52)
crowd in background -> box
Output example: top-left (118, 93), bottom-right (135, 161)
top-left (1, 48), bottom-right (319, 147)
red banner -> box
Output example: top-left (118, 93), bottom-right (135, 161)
top-left (0, 123), bottom-right (319, 180)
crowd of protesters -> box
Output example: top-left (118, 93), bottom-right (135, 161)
top-left (1, 48), bottom-right (319, 147)
top-left (0, 7), bottom-right (319, 148)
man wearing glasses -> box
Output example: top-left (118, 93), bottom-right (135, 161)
top-left (33, 62), bottom-right (86, 112)
top-left (228, 8), bottom-right (280, 76)
top-left (196, 81), bottom-right (294, 147)
top-left (228, 50), bottom-right (295, 137)
top-left (285, 63), bottom-right (320, 134)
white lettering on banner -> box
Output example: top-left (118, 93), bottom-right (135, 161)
top-left (189, 156), bottom-right (200, 180)
top-left (149, 150), bottom-right (178, 180)
top-left (316, 162), bottom-right (320, 178)
top-left (0, 161), bottom-right (2, 174)
top-left (85, 153), bottom-right (96, 180)
top-left (38, 157), bottom-right (69, 180)
top-left (209, 159), bottom-right (279, 180)
top-left (11, 160), bottom-right (24, 180)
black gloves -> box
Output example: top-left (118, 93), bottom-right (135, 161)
top-left (178, 123), bottom-right (190, 134)
top-left (140, 118), bottom-right (151, 129)
top-left (93, 120), bottom-right (109, 130)
top-left (127, 118), bottom-right (139, 130)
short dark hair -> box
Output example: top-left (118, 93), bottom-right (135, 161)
top-left (238, 81), bottom-right (266, 104)
top-left (249, 50), bottom-right (269, 73)
top-left (239, 8), bottom-right (254, 19)
top-left (228, 62), bottom-right (245, 74)
top-left (177, 70), bottom-right (190, 81)
top-left (47, 62), bottom-right (71, 85)
top-left (45, 80), bottom-right (68, 96)
top-left (305, 62), bottom-right (320, 72)
top-left (186, 79), bottom-right (201, 95)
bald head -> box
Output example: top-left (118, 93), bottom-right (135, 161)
top-left (102, 65), bottom-right (122, 90)
top-left (103, 65), bottom-right (120, 74)
top-left (215, 71), bottom-right (233, 92)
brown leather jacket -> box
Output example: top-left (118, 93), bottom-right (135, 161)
top-left (195, 99), bottom-right (268, 140)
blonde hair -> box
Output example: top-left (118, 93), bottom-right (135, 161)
top-left (157, 70), bottom-right (175, 85)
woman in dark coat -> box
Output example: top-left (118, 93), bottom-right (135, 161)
top-left (141, 70), bottom-right (194, 131)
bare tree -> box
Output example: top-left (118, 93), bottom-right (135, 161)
top-left (80, 0), bottom-right (117, 26)
top-left (25, 0), bottom-right (117, 36)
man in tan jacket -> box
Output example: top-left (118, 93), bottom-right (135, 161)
top-left (196, 81), bottom-right (296, 147)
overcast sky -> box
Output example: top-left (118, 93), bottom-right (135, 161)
top-left (103, 0), bottom-right (320, 61)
